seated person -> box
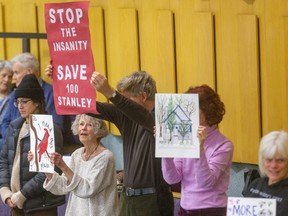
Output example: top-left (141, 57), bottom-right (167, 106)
top-left (243, 130), bottom-right (288, 216)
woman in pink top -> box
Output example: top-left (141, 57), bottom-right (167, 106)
top-left (162, 85), bottom-right (234, 216)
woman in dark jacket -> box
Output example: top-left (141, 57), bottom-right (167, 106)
top-left (0, 74), bottom-right (65, 215)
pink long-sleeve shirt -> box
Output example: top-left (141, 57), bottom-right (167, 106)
top-left (162, 126), bottom-right (233, 210)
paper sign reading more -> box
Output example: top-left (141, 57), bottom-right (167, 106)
top-left (227, 197), bottom-right (276, 216)
top-left (155, 93), bottom-right (199, 158)
top-left (29, 114), bottom-right (55, 173)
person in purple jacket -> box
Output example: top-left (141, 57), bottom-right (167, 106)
top-left (162, 84), bottom-right (234, 216)
top-left (0, 53), bottom-right (68, 150)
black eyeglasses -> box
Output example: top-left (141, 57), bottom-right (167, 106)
top-left (14, 99), bottom-right (32, 107)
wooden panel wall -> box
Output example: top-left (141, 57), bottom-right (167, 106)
top-left (154, 10), bottom-right (176, 93)
top-left (89, 6), bottom-right (107, 103)
top-left (5, 2), bottom-right (38, 59)
top-left (235, 15), bottom-right (260, 162)
top-left (0, 0), bottom-right (288, 164)
top-left (176, 12), bottom-right (215, 93)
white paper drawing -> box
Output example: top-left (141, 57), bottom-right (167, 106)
top-left (29, 114), bottom-right (55, 173)
top-left (227, 197), bottom-right (276, 216)
top-left (155, 93), bottom-right (199, 158)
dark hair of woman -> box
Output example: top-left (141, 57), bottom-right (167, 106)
top-left (33, 99), bottom-right (47, 114)
top-left (185, 84), bottom-right (225, 126)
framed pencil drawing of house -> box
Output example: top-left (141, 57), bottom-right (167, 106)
top-left (155, 93), bottom-right (199, 158)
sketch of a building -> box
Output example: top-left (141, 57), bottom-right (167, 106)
top-left (161, 104), bottom-right (193, 144)
top-left (155, 93), bottom-right (199, 158)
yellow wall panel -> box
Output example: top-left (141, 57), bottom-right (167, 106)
top-left (232, 15), bottom-right (260, 164)
top-left (36, 3), bottom-right (51, 81)
top-left (139, 7), bottom-right (176, 93)
top-left (176, 12), bottom-right (215, 93)
top-left (261, 0), bottom-right (287, 134)
top-left (0, 3), bottom-right (5, 59)
top-left (154, 10), bottom-right (176, 93)
top-left (89, 6), bottom-right (113, 132)
top-left (89, 6), bottom-right (107, 103)
top-left (4, 3), bottom-right (39, 60)
top-left (118, 8), bottom-right (140, 74)
top-left (106, 8), bottom-right (140, 134)
top-left (137, 0), bottom-right (176, 81)
top-left (106, 8), bottom-right (139, 85)
top-left (216, 1), bottom-right (259, 164)
top-left (281, 17), bottom-right (288, 131)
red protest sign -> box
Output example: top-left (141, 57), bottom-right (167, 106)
top-left (45, 1), bottom-right (97, 115)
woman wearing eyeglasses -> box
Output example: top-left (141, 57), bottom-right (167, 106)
top-left (0, 74), bottom-right (65, 216)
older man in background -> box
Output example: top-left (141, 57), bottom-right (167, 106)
top-left (0, 52), bottom-right (67, 148)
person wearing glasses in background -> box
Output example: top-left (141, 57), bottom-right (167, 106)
top-left (0, 74), bottom-right (65, 216)
top-left (0, 60), bottom-right (13, 150)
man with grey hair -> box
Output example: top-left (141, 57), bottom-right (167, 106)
top-left (90, 71), bottom-right (174, 216)
top-left (45, 66), bottom-right (174, 215)
top-left (0, 52), bottom-right (65, 148)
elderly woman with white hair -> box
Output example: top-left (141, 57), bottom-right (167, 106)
top-left (244, 130), bottom-right (288, 216)
top-left (42, 114), bottom-right (119, 216)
